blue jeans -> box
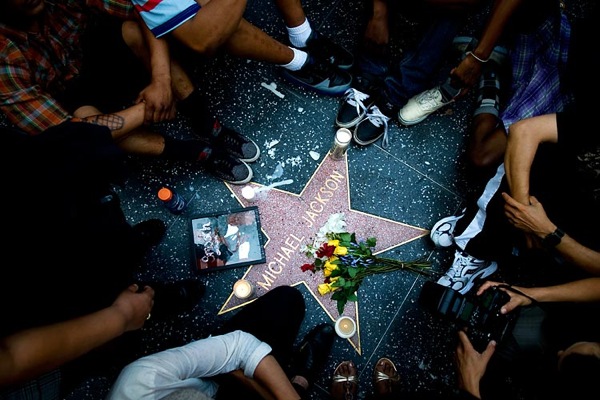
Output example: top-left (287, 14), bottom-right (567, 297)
top-left (383, 15), bottom-right (463, 108)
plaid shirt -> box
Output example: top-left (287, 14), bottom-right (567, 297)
top-left (0, 0), bottom-right (135, 135)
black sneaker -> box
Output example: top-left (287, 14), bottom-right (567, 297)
top-left (204, 119), bottom-right (260, 163)
top-left (281, 55), bottom-right (352, 97)
top-left (353, 105), bottom-right (391, 148)
top-left (301, 30), bottom-right (354, 70)
top-left (290, 323), bottom-right (336, 386)
top-left (336, 88), bottom-right (373, 128)
top-left (198, 147), bottom-right (253, 185)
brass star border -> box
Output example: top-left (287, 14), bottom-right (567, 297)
top-left (220, 153), bottom-right (428, 354)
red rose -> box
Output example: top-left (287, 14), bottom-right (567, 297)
top-left (301, 263), bottom-right (315, 272)
top-left (316, 243), bottom-right (335, 258)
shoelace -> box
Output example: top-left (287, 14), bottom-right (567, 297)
top-left (365, 105), bottom-right (391, 148)
top-left (416, 88), bottom-right (444, 111)
top-left (448, 252), bottom-right (471, 277)
top-left (344, 88), bottom-right (370, 119)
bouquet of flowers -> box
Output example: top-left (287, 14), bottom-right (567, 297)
top-left (301, 213), bottom-right (432, 315)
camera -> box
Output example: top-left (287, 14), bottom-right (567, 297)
top-left (418, 281), bottom-right (518, 353)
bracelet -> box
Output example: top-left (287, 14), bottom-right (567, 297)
top-left (465, 51), bottom-right (489, 63)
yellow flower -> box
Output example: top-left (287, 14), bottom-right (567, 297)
top-left (328, 239), bottom-right (340, 247)
top-left (318, 283), bottom-right (332, 295)
top-left (333, 246), bottom-right (348, 256)
top-left (324, 259), bottom-right (338, 269)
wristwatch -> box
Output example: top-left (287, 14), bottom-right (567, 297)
top-left (542, 228), bottom-right (565, 248)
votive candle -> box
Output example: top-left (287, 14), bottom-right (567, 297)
top-left (335, 316), bottom-right (357, 338)
top-left (233, 279), bottom-right (255, 299)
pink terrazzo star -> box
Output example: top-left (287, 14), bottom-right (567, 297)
top-left (220, 153), bottom-right (428, 354)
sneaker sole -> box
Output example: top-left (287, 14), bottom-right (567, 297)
top-left (430, 215), bottom-right (462, 248)
top-left (280, 71), bottom-right (352, 97)
top-left (336, 114), bottom-right (366, 129)
top-left (352, 127), bottom-right (383, 146)
top-left (457, 261), bottom-right (498, 295)
top-left (398, 99), bottom-right (454, 126)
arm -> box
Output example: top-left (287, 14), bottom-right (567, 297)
top-left (451, 0), bottom-right (524, 90)
top-left (502, 193), bottom-right (600, 274)
top-left (131, 20), bottom-right (177, 123)
top-left (504, 113), bottom-right (559, 204)
top-left (478, 278), bottom-right (600, 314)
top-left (455, 330), bottom-right (496, 399)
top-left (0, 284), bottom-right (153, 387)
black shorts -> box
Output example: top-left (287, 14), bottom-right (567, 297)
top-left (58, 15), bottom-right (150, 114)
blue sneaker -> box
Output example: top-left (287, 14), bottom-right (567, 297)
top-left (281, 55), bottom-right (352, 97)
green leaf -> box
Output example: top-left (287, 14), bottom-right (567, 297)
top-left (339, 232), bottom-right (352, 242)
top-left (337, 299), bottom-right (347, 315)
top-left (366, 237), bottom-right (377, 247)
top-left (348, 268), bottom-right (358, 278)
top-left (348, 293), bottom-right (358, 302)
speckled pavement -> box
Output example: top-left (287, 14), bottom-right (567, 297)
top-left (3, 1), bottom-right (595, 399)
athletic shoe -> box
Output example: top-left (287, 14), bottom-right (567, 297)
top-left (453, 36), bottom-right (508, 66)
top-left (430, 213), bottom-right (464, 248)
top-left (437, 250), bottom-right (498, 294)
top-left (198, 147), bottom-right (253, 185)
top-left (281, 55), bottom-right (352, 97)
top-left (398, 87), bottom-right (453, 126)
top-left (336, 88), bottom-right (373, 128)
top-left (302, 30), bottom-right (354, 70)
top-left (353, 105), bottom-right (390, 148)
top-left (205, 119), bottom-right (260, 163)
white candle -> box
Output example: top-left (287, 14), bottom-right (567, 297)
top-left (335, 316), bottom-right (356, 338)
top-left (241, 186), bottom-right (256, 202)
top-left (233, 279), bottom-right (254, 299)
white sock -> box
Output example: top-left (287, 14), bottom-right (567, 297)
top-left (287, 18), bottom-right (312, 48)
top-left (280, 47), bottom-right (308, 71)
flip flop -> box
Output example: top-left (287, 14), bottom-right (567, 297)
top-left (331, 361), bottom-right (358, 400)
top-left (373, 357), bottom-right (400, 397)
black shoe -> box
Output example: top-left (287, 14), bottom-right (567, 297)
top-left (353, 105), bottom-right (391, 148)
top-left (133, 219), bottom-right (166, 248)
top-left (145, 279), bottom-right (206, 318)
top-left (198, 147), bottom-right (253, 185)
top-left (281, 55), bottom-right (352, 97)
top-left (336, 88), bottom-right (373, 128)
top-left (301, 30), bottom-right (354, 70)
top-left (200, 119), bottom-right (260, 163)
top-left (290, 323), bottom-right (335, 385)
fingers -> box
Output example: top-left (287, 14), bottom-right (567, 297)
top-left (476, 280), bottom-right (499, 295)
top-left (482, 340), bottom-right (496, 360)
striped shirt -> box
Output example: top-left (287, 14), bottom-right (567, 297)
top-left (131, 0), bottom-right (200, 38)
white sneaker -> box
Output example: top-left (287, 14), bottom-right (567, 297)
top-left (430, 213), bottom-right (464, 248)
top-left (398, 87), bottom-right (453, 126)
top-left (437, 250), bottom-right (498, 294)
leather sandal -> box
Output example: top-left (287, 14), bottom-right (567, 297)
top-left (373, 357), bottom-right (400, 397)
top-left (331, 361), bottom-right (358, 400)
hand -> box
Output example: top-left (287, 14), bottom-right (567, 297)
top-left (449, 55), bottom-right (484, 96)
top-left (111, 284), bottom-right (155, 332)
top-left (135, 79), bottom-right (176, 124)
top-left (502, 193), bottom-right (556, 247)
top-left (455, 330), bottom-right (495, 399)
top-left (477, 280), bottom-right (534, 314)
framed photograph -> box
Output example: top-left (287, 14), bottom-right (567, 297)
top-left (190, 206), bottom-right (266, 273)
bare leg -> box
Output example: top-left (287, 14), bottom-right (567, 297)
top-left (274, 0), bottom-right (306, 27)
top-left (466, 113), bottom-right (507, 169)
top-left (73, 105), bottom-right (166, 156)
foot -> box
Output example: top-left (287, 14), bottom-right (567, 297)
top-left (133, 219), bottom-right (166, 249)
top-left (331, 361), bottom-right (358, 400)
top-left (290, 323), bottom-right (336, 387)
top-left (145, 279), bottom-right (206, 318)
top-left (353, 105), bottom-right (390, 148)
top-left (430, 213), bottom-right (464, 248)
top-left (281, 55), bottom-right (352, 97)
top-left (437, 250), bottom-right (498, 294)
top-left (398, 87), bottom-right (453, 126)
top-left (301, 30), bottom-right (354, 70)
top-left (199, 119), bottom-right (260, 163)
top-left (336, 88), bottom-right (373, 128)
top-left (198, 147), bottom-right (253, 185)
top-left (373, 357), bottom-right (400, 397)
